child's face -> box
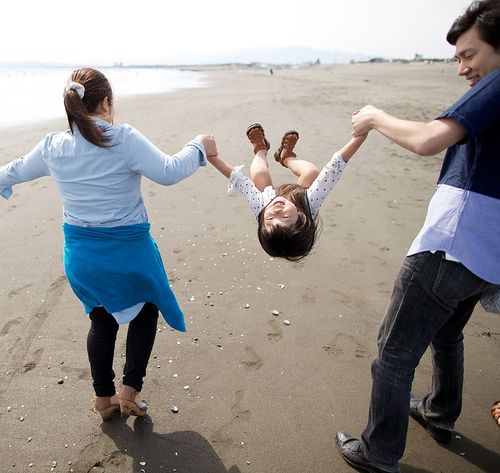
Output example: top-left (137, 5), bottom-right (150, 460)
top-left (263, 197), bottom-right (299, 229)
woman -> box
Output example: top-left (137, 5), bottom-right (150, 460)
top-left (0, 67), bottom-right (217, 420)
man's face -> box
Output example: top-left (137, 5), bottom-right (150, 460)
top-left (455, 27), bottom-right (500, 87)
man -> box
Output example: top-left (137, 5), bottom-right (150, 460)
top-left (336, 1), bottom-right (500, 472)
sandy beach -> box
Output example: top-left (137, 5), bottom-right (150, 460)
top-left (0, 63), bottom-right (499, 473)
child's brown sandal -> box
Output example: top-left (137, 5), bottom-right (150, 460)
top-left (274, 130), bottom-right (299, 167)
top-left (246, 123), bottom-right (270, 154)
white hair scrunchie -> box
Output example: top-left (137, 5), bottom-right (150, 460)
top-left (64, 81), bottom-right (85, 99)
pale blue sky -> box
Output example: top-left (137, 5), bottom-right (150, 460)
top-left (1, 0), bottom-right (471, 64)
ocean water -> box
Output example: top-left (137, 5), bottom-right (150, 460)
top-left (0, 67), bottom-right (205, 128)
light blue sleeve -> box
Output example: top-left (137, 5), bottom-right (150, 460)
top-left (0, 139), bottom-right (50, 199)
top-left (124, 125), bottom-right (207, 185)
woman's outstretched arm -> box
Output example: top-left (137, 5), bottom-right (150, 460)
top-left (0, 141), bottom-right (50, 199)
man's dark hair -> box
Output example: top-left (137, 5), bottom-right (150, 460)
top-left (447, 0), bottom-right (500, 49)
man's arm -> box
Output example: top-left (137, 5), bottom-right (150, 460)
top-left (352, 105), bottom-right (467, 156)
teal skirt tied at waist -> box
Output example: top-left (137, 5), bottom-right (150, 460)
top-left (63, 222), bottom-right (186, 332)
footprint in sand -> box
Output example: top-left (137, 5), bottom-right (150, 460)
top-left (212, 389), bottom-right (251, 450)
top-left (231, 389), bottom-right (251, 421)
top-left (3, 202), bottom-right (20, 213)
top-left (267, 319), bottom-right (283, 343)
top-left (22, 347), bottom-right (44, 373)
top-left (8, 284), bottom-right (33, 298)
top-left (0, 275), bottom-right (68, 394)
top-left (302, 287), bottom-right (317, 304)
top-left (0, 317), bottom-right (22, 336)
top-left (241, 346), bottom-right (262, 370)
top-left (328, 287), bottom-right (353, 306)
top-left (376, 282), bottom-right (391, 295)
top-left (323, 333), bottom-right (367, 359)
top-left (61, 365), bottom-right (91, 380)
top-left (372, 254), bottom-right (390, 267)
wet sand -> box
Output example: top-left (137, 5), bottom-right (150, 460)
top-left (0, 63), bottom-right (499, 472)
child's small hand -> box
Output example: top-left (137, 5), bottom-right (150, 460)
top-left (351, 105), bottom-right (381, 136)
top-left (196, 134), bottom-right (218, 157)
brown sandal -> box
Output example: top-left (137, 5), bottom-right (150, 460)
top-left (119, 391), bottom-right (148, 417)
top-left (93, 397), bottom-right (120, 422)
top-left (246, 123), bottom-right (270, 154)
top-left (491, 401), bottom-right (500, 427)
top-left (274, 130), bottom-right (299, 167)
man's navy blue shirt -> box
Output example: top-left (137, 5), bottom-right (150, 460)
top-left (408, 69), bottom-right (500, 283)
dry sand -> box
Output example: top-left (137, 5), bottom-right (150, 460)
top-left (0, 63), bottom-right (499, 473)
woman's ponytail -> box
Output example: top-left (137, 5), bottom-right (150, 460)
top-left (63, 68), bottom-right (113, 148)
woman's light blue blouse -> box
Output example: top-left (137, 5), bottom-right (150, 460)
top-left (0, 119), bottom-right (207, 328)
top-left (0, 119), bottom-right (207, 226)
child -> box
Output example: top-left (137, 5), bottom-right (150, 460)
top-left (207, 123), bottom-right (366, 260)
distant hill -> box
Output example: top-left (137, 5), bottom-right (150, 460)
top-left (142, 45), bottom-right (373, 66)
top-left (0, 46), bottom-right (376, 69)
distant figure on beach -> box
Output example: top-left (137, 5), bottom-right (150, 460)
top-left (335, 1), bottom-right (500, 472)
top-left (0, 67), bottom-right (217, 422)
top-left (206, 124), bottom-right (366, 260)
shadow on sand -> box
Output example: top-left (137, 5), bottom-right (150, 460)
top-left (70, 415), bottom-right (242, 473)
top-left (441, 430), bottom-right (500, 473)
top-left (400, 465), bottom-right (432, 473)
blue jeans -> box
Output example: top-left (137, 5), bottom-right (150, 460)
top-left (361, 251), bottom-right (493, 470)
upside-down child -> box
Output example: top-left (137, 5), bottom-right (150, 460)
top-left (207, 123), bottom-right (367, 260)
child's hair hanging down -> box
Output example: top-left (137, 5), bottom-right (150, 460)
top-left (257, 181), bottom-right (317, 259)
top-left (206, 123), bottom-right (367, 260)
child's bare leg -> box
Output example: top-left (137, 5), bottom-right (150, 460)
top-left (246, 123), bottom-right (272, 191)
top-left (250, 149), bottom-right (273, 191)
top-left (283, 157), bottom-right (319, 187)
top-left (274, 130), bottom-right (317, 186)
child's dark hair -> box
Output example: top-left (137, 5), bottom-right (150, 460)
top-left (63, 68), bottom-right (113, 148)
top-left (257, 183), bottom-right (320, 261)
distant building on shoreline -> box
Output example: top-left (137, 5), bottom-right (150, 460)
top-left (352, 52), bottom-right (453, 65)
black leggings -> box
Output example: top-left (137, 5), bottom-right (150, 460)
top-left (87, 302), bottom-right (159, 397)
